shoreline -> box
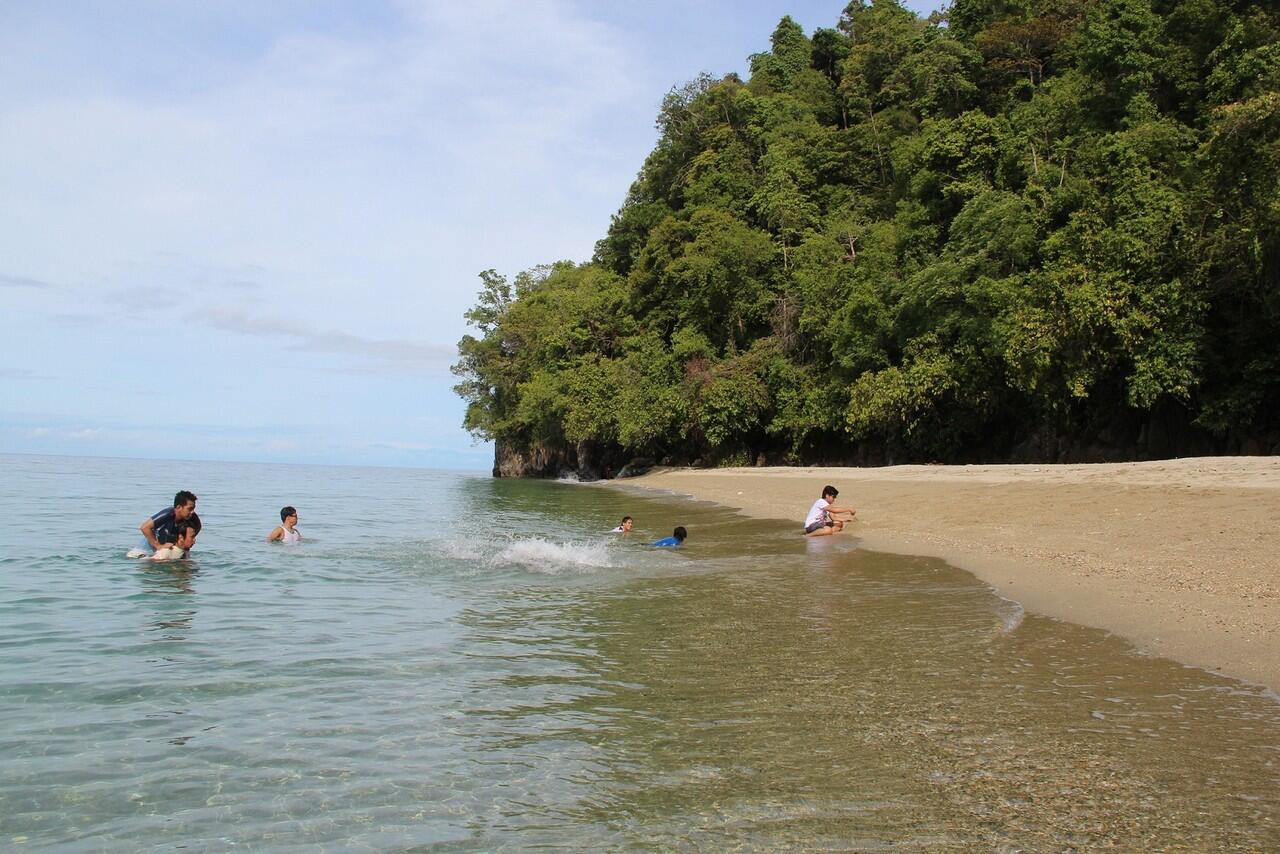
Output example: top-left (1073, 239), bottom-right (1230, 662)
top-left (610, 457), bottom-right (1280, 693)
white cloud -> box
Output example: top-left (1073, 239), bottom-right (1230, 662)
top-left (1, 0), bottom-right (644, 335)
top-left (197, 305), bottom-right (456, 370)
top-left (0, 273), bottom-right (57, 289)
top-left (0, 0), bottom-right (743, 467)
top-left (377, 440), bottom-right (435, 451)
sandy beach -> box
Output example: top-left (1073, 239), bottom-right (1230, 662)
top-left (617, 458), bottom-right (1280, 692)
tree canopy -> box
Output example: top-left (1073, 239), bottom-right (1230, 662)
top-left (455, 0), bottom-right (1280, 473)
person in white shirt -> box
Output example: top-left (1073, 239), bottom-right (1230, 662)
top-left (610, 516), bottom-right (634, 534)
top-left (268, 506), bottom-right (302, 544)
top-left (149, 522), bottom-right (197, 560)
top-left (803, 485), bottom-right (856, 536)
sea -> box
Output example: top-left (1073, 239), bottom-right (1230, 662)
top-left (1, 453), bottom-right (1277, 851)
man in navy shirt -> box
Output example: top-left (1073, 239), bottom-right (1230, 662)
top-left (139, 490), bottom-right (198, 552)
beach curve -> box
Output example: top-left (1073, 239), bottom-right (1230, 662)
top-left (610, 457), bottom-right (1280, 692)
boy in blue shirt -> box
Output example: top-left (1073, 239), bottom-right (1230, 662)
top-left (653, 526), bottom-right (687, 547)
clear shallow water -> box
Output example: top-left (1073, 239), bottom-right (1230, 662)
top-left (1, 454), bottom-right (1277, 851)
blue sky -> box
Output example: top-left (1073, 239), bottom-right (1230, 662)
top-left (1, 0), bottom-right (940, 470)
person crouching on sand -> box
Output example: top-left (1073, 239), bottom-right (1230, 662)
top-left (804, 485), bottom-right (856, 536)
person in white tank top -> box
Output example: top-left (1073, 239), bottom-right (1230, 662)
top-left (268, 505), bottom-right (302, 544)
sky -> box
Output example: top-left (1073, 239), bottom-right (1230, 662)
top-left (1, 0), bottom-right (940, 471)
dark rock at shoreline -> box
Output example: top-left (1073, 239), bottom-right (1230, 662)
top-left (616, 458), bottom-right (654, 478)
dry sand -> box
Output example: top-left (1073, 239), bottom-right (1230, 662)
top-left (618, 458), bottom-right (1280, 692)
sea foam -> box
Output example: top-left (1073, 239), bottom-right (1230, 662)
top-left (497, 537), bottom-right (614, 573)
top-left (437, 535), bottom-right (615, 574)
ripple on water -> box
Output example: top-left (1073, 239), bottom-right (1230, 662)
top-left (0, 456), bottom-right (1278, 850)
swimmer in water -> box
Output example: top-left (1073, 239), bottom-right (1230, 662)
top-left (267, 506), bottom-right (301, 543)
top-left (652, 526), bottom-right (686, 547)
top-left (134, 490), bottom-right (197, 554)
top-left (128, 509), bottom-right (201, 559)
top-left (610, 515), bottom-right (634, 534)
top-left (148, 520), bottom-right (197, 561)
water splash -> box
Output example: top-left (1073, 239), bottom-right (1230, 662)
top-left (436, 535), bottom-right (615, 574)
top-left (497, 537), bottom-right (614, 572)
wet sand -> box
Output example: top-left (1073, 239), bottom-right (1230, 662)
top-left (615, 458), bottom-right (1280, 692)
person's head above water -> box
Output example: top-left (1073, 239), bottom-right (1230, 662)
top-left (652, 526), bottom-right (687, 547)
top-left (281, 505), bottom-right (298, 524)
top-left (173, 490), bottom-right (197, 520)
top-left (173, 521), bottom-right (197, 551)
top-left (620, 516), bottom-right (633, 532)
top-left (821, 485), bottom-right (839, 501)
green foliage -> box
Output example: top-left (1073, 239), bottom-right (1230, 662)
top-left (694, 355), bottom-right (771, 450)
top-left (1074, 0), bottom-right (1165, 119)
top-left (845, 335), bottom-right (972, 456)
top-left (629, 207), bottom-right (778, 353)
top-left (456, 0), bottom-right (1280, 467)
top-left (750, 17), bottom-right (812, 92)
top-left (614, 333), bottom-right (687, 451)
top-left (559, 356), bottom-right (619, 444)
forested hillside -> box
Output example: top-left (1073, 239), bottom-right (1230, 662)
top-left (453, 0), bottom-right (1280, 477)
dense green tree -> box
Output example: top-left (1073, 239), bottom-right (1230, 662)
top-left (455, 0), bottom-right (1280, 473)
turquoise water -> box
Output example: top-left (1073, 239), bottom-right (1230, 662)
top-left (1, 454), bottom-right (1278, 850)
